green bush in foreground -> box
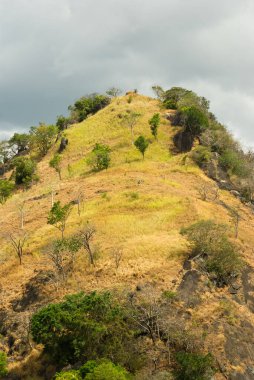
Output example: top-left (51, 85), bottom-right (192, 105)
top-left (0, 351), bottom-right (8, 378)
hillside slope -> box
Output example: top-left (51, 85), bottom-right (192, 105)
top-left (1, 93), bottom-right (254, 379)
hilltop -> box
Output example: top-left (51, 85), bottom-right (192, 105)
top-left (1, 91), bottom-right (254, 379)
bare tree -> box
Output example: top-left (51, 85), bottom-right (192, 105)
top-left (229, 207), bottom-right (241, 238)
top-left (18, 201), bottom-right (25, 229)
top-left (9, 231), bottom-right (27, 265)
top-left (197, 184), bottom-right (219, 202)
top-left (79, 225), bottom-right (96, 266)
top-left (121, 111), bottom-right (141, 144)
top-left (112, 247), bottom-right (123, 270)
top-left (75, 188), bottom-right (84, 216)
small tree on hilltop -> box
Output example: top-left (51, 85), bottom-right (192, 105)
top-left (121, 111), bottom-right (141, 144)
top-left (0, 180), bottom-right (15, 204)
top-left (50, 153), bottom-right (62, 180)
top-left (87, 143), bottom-right (111, 171)
top-left (106, 87), bottom-right (122, 98)
top-left (149, 113), bottom-right (160, 140)
top-left (134, 135), bottom-right (149, 159)
top-left (47, 201), bottom-right (72, 239)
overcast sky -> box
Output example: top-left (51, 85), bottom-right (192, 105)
top-left (1, 0), bottom-right (254, 147)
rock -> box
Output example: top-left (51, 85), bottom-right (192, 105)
top-left (231, 283), bottom-right (241, 290)
top-left (183, 260), bottom-right (192, 270)
top-left (230, 190), bottom-right (241, 197)
top-left (229, 287), bottom-right (238, 294)
top-left (173, 130), bottom-right (194, 152)
top-left (58, 137), bottom-right (69, 153)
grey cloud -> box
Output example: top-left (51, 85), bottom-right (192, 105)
top-left (0, 0), bottom-right (254, 145)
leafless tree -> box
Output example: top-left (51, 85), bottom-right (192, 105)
top-left (9, 231), bottom-right (27, 265)
top-left (121, 111), bottom-right (141, 144)
top-left (75, 188), bottom-right (84, 216)
top-left (112, 247), bottom-right (123, 270)
top-left (229, 207), bottom-right (241, 238)
top-left (79, 225), bottom-right (97, 266)
top-left (18, 201), bottom-right (25, 229)
top-left (197, 183), bottom-right (219, 202)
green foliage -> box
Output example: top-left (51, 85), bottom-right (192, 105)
top-left (106, 88), bottom-right (122, 98)
top-left (175, 352), bottom-right (214, 380)
top-left (0, 180), bottom-right (15, 204)
top-left (31, 292), bottom-right (140, 369)
top-left (219, 149), bottom-right (249, 177)
top-left (163, 99), bottom-right (177, 109)
top-left (12, 157), bottom-right (38, 188)
top-left (30, 123), bottom-right (58, 156)
top-left (191, 146), bottom-right (212, 167)
top-left (0, 351), bottom-right (8, 378)
top-left (163, 87), bottom-right (209, 113)
top-left (50, 153), bottom-right (62, 180)
top-left (81, 360), bottom-right (130, 380)
top-left (87, 143), bottom-right (111, 171)
top-left (151, 85), bottom-right (165, 101)
top-left (181, 220), bottom-right (243, 285)
top-left (55, 370), bottom-right (81, 380)
top-left (69, 94), bottom-right (111, 122)
top-left (149, 113), bottom-right (160, 140)
top-left (47, 201), bottom-right (72, 239)
top-left (177, 106), bottom-right (209, 137)
top-left (134, 136), bottom-right (149, 159)
top-left (9, 133), bottom-right (30, 154)
top-left (56, 115), bottom-right (71, 131)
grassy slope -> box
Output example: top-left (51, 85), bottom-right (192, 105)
top-left (1, 93), bottom-right (254, 377)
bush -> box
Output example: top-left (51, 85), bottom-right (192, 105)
top-left (80, 360), bottom-right (131, 380)
top-left (50, 153), bottom-right (62, 180)
top-left (30, 123), bottom-right (58, 156)
top-left (219, 149), bottom-right (249, 177)
top-left (181, 220), bottom-right (243, 285)
top-left (87, 143), bottom-right (110, 171)
top-left (69, 94), bottom-right (110, 122)
top-left (56, 115), bottom-right (71, 131)
top-left (149, 113), bottom-right (160, 140)
top-left (12, 157), bottom-right (38, 188)
top-left (191, 146), bottom-right (212, 167)
top-left (176, 106), bottom-right (209, 137)
top-left (174, 352), bottom-right (214, 380)
top-left (0, 180), bottom-right (15, 204)
top-left (134, 136), bottom-right (149, 159)
top-left (0, 351), bottom-right (7, 378)
top-left (55, 370), bottom-right (81, 380)
top-left (31, 292), bottom-right (140, 368)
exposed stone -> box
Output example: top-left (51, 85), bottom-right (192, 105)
top-left (58, 137), bottom-right (69, 153)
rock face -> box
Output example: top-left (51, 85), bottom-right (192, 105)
top-left (177, 270), bottom-right (205, 307)
top-left (173, 130), bottom-right (194, 152)
top-left (58, 137), bottom-right (69, 153)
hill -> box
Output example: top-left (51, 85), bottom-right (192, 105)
top-left (1, 92), bottom-right (254, 379)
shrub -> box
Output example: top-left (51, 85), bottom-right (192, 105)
top-left (163, 99), bottom-right (177, 109)
top-left (219, 149), bottom-right (249, 177)
top-left (149, 113), bottom-right (160, 140)
top-left (69, 94), bottom-right (110, 122)
top-left (134, 136), bottom-right (149, 159)
top-left (0, 180), bottom-right (15, 204)
top-left (55, 370), bottom-right (81, 380)
top-left (191, 146), bottom-right (212, 167)
top-left (0, 351), bottom-right (7, 378)
top-left (56, 115), bottom-right (71, 131)
top-left (87, 143), bottom-right (110, 171)
top-left (174, 352), bottom-right (214, 380)
top-left (80, 360), bottom-right (130, 380)
top-left (50, 153), bottom-right (62, 180)
top-left (181, 220), bottom-right (243, 285)
top-left (12, 157), bottom-right (38, 188)
top-left (176, 106), bottom-right (209, 137)
top-left (47, 201), bottom-right (72, 239)
top-left (31, 292), bottom-right (140, 368)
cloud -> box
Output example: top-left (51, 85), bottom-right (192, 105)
top-left (0, 0), bottom-right (254, 145)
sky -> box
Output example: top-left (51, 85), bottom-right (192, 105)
top-left (1, 0), bottom-right (254, 147)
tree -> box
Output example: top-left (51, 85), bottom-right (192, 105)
top-left (177, 106), bottom-right (209, 137)
top-left (31, 292), bottom-right (139, 368)
top-left (87, 143), bottom-right (111, 171)
top-left (78, 224), bottom-right (97, 266)
top-left (151, 85), bottom-right (165, 101)
top-left (134, 136), bottom-right (149, 159)
top-left (9, 230), bottom-right (27, 265)
top-left (121, 112), bottom-right (141, 143)
top-left (69, 94), bottom-right (111, 123)
top-left (49, 154), bottom-right (62, 180)
top-left (9, 133), bottom-right (30, 154)
top-left (12, 157), bottom-right (38, 188)
top-left (30, 123), bottom-right (58, 156)
top-left (56, 115), bottom-right (70, 131)
top-left (106, 87), bottom-right (122, 98)
top-left (149, 113), bottom-right (160, 140)
top-left (47, 201), bottom-right (72, 239)
top-left (81, 360), bottom-right (130, 380)
top-left (0, 180), bottom-right (15, 204)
